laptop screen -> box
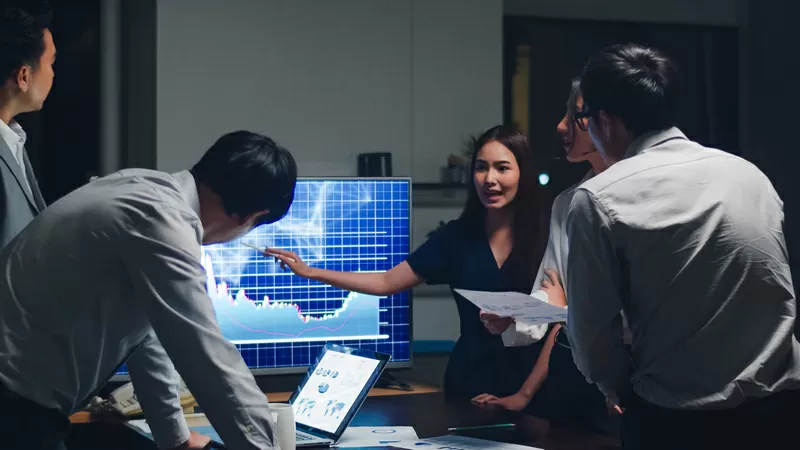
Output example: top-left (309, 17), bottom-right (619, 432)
top-left (290, 344), bottom-right (389, 436)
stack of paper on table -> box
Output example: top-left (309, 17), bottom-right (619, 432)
top-left (455, 289), bottom-right (567, 326)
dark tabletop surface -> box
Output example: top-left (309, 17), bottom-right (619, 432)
top-left (66, 393), bottom-right (621, 450)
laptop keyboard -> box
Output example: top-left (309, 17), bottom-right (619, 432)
top-left (296, 432), bottom-right (315, 441)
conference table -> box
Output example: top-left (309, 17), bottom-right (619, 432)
top-left (65, 391), bottom-right (621, 450)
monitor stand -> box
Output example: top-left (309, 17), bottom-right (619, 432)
top-left (376, 371), bottom-right (413, 391)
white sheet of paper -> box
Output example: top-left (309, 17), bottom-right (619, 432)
top-left (455, 289), bottom-right (568, 326)
top-left (333, 426), bottom-right (418, 447)
top-left (126, 419), bottom-right (152, 437)
top-left (391, 435), bottom-right (542, 450)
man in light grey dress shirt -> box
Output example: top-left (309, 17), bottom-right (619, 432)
top-left (566, 43), bottom-right (800, 449)
top-left (0, 130), bottom-right (297, 450)
top-left (0, 0), bottom-right (55, 249)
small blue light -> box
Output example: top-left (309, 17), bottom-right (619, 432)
top-left (538, 173), bottom-right (550, 186)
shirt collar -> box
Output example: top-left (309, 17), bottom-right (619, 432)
top-left (623, 127), bottom-right (688, 159)
top-left (171, 170), bottom-right (201, 217)
top-left (0, 120), bottom-right (26, 151)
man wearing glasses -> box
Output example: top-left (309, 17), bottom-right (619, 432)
top-left (565, 43), bottom-right (800, 449)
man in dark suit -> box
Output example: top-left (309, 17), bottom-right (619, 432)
top-left (0, 0), bottom-right (54, 248)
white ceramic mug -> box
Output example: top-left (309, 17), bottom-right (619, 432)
top-left (270, 403), bottom-right (296, 450)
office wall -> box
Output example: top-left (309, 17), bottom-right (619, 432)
top-left (155, 0), bottom-right (501, 181)
top-left (504, 0), bottom-right (738, 26)
top-left (156, 0), bottom-right (411, 175)
top-left (155, 0), bottom-right (503, 344)
top-left (411, 1), bottom-right (502, 182)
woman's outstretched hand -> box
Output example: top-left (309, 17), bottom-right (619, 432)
top-left (471, 392), bottom-right (531, 412)
top-left (264, 248), bottom-right (314, 278)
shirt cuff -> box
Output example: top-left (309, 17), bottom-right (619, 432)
top-left (150, 410), bottom-right (191, 450)
top-left (501, 289), bottom-right (552, 346)
top-left (501, 321), bottom-right (548, 346)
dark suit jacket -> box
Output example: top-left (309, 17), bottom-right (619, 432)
top-left (0, 139), bottom-right (46, 249)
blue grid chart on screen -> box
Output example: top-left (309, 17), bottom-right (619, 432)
top-left (201, 179), bottom-right (410, 370)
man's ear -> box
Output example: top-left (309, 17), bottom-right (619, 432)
top-left (597, 110), bottom-right (614, 141)
top-left (242, 209), bottom-right (271, 226)
top-left (15, 65), bottom-right (31, 92)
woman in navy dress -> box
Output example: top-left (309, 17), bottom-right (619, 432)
top-left (267, 125), bottom-right (551, 407)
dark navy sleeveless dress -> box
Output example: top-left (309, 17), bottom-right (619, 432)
top-left (406, 219), bottom-right (544, 401)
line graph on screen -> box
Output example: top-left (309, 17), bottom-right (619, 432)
top-left (205, 252), bottom-right (384, 343)
top-left (199, 179), bottom-right (410, 371)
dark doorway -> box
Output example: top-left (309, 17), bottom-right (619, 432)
top-left (16, 0), bottom-right (101, 204)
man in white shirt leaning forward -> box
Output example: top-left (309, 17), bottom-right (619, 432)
top-left (0, 130), bottom-right (297, 450)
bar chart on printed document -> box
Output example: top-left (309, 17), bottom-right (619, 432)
top-left (201, 179), bottom-right (411, 370)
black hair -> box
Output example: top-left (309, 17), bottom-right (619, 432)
top-left (580, 43), bottom-right (680, 137)
top-left (460, 125), bottom-right (547, 292)
top-left (0, 0), bottom-right (53, 84)
top-left (191, 131), bottom-right (298, 226)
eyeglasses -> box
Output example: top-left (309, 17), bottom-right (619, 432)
top-left (573, 108), bottom-right (592, 132)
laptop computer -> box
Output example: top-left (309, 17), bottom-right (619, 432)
top-left (125, 343), bottom-right (391, 448)
top-left (291, 343), bottom-right (391, 447)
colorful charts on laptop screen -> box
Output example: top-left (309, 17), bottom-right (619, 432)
top-left (292, 350), bottom-right (380, 433)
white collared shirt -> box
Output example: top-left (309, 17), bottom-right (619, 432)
top-left (0, 169), bottom-right (277, 449)
top-left (502, 170), bottom-right (594, 346)
top-left (0, 119), bottom-right (30, 187)
top-left (566, 127), bottom-right (800, 410)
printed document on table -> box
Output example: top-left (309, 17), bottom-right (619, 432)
top-left (391, 435), bottom-right (542, 450)
top-left (455, 289), bottom-right (567, 326)
top-left (333, 426), bottom-right (418, 447)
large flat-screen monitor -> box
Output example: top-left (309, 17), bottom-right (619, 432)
top-left (116, 177), bottom-right (411, 377)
